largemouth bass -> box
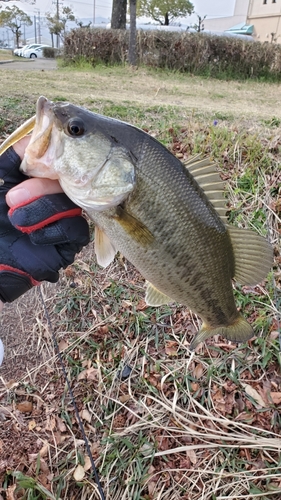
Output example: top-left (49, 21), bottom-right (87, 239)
top-left (0, 96), bottom-right (273, 349)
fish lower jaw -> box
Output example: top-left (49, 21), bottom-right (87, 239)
top-left (20, 158), bottom-right (60, 179)
top-left (75, 200), bottom-right (121, 213)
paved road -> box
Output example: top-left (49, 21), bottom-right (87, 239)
top-left (0, 58), bottom-right (57, 70)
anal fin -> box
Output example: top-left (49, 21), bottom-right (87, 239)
top-left (145, 281), bottom-right (174, 306)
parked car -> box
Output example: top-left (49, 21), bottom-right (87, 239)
top-left (14, 44), bottom-right (42, 57)
top-left (14, 45), bottom-right (28, 56)
top-left (23, 45), bottom-right (51, 58)
top-left (20, 43), bottom-right (48, 57)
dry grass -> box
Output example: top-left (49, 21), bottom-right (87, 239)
top-left (0, 63), bottom-right (281, 119)
top-left (0, 49), bottom-right (15, 62)
top-left (0, 64), bottom-right (280, 500)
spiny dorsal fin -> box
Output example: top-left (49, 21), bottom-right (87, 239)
top-left (228, 225), bottom-right (273, 285)
top-left (184, 156), bottom-right (227, 223)
top-left (113, 206), bottom-right (154, 246)
top-left (95, 226), bottom-right (116, 268)
top-left (145, 282), bottom-right (174, 306)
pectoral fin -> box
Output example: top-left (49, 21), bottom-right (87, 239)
top-left (114, 206), bottom-right (154, 246)
top-left (228, 226), bottom-right (273, 285)
top-left (94, 226), bottom-right (116, 267)
top-left (145, 282), bottom-right (173, 306)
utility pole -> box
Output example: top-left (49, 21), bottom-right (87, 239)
top-left (93, 0), bottom-right (95, 25)
top-left (35, 9), bottom-right (41, 43)
top-left (56, 0), bottom-right (59, 49)
top-left (38, 11), bottom-right (41, 43)
top-left (34, 15), bottom-right (37, 42)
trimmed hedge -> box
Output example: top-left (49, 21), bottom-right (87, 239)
top-left (43, 47), bottom-right (59, 58)
top-left (63, 28), bottom-right (281, 80)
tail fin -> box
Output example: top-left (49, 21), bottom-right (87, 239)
top-left (190, 314), bottom-right (254, 350)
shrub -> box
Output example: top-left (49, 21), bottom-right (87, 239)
top-left (43, 47), bottom-right (59, 58)
top-left (64, 28), bottom-right (129, 65)
top-left (63, 28), bottom-right (281, 81)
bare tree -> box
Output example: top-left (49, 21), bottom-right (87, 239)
top-left (111, 0), bottom-right (127, 29)
top-left (193, 13), bottom-right (207, 32)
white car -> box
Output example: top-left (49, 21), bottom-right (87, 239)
top-left (21, 44), bottom-right (49, 57)
top-left (23, 45), bottom-right (51, 58)
top-left (14, 45), bottom-right (28, 56)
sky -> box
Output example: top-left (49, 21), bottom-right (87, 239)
top-left (0, 0), bottom-right (237, 46)
top-left (0, 0), bottom-right (237, 24)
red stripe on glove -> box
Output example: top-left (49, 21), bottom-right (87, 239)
top-left (0, 264), bottom-right (41, 286)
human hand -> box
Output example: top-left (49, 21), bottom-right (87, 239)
top-left (0, 137), bottom-right (90, 307)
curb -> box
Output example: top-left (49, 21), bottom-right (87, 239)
top-left (0, 59), bottom-right (35, 65)
top-left (0, 60), bottom-right (15, 65)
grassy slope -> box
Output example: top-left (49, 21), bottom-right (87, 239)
top-left (0, 49), bottom-right (13, 59)
top-left (0, 64), bottom-right (280, 500)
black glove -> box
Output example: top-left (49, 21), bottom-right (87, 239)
top-left (0, 147), bottom-right (90, 303)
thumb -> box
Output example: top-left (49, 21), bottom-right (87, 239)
top-left (6, 178), bottom-right (63, 207)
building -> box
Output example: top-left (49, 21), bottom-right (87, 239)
top-left (202, 0), bottom-right (250, 32)
top-left (197, 0), bottom-right (281, 43)
top-left (247, 0), bottom-right (281, 42)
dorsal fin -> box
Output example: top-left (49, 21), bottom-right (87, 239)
top-left (228, 225), bottom-right (273, 285)
top-left (184, 156), bottom-right (227, 222)
top-left (145, 282), bottom-right (173, 306)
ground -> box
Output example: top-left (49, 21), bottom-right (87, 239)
top-left (0, 60), bottom-right (280, 500)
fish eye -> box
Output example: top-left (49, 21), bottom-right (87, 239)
top-left (67, 119), bottom-right (85, 137)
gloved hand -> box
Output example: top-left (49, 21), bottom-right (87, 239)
top-left (0, 147), bottom-right (90, 303)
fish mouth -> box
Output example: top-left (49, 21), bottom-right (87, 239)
top-left (20, 96), bottom-right (63, 179)
top-left (28, 96), bottom-right (54, 157)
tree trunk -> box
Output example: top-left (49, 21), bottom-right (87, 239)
top-left (111, 0), bottom-right (127, 29)
top-left (164, 12), bottom-right (169, 25)
top-left (15, 28), bottom-right (20, 48)
top-left (129, 0), bottom-right (137, 66)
